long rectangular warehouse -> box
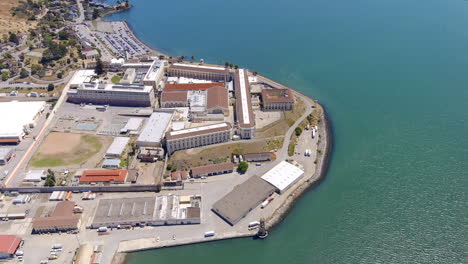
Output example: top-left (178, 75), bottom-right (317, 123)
top-left (212, 176), bottom-right (276, 226)
top-left (261, 161), bottom-right (304, 194)
top-left (0, 101), bottom-right (46, 144)
top-left (234, 69), bottom-right (255, 139)
top-left (105, 137), bottom-right (130, 158)
top-left (136, 112), bottom-right (173, 147)
top-left (91, 195), bottom-right (201, 228)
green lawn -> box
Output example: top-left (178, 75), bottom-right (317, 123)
top-left (111, 76), bottom-right (121, 84)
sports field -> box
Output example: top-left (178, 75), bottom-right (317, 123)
top-left (31, 132), bottom-right (107, 167)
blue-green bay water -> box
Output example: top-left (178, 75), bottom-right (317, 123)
top-left (106, 0), bottom-right (468, 262)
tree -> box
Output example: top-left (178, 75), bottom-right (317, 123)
top-left (57, 72), bottom-right (63, 79)
top-left (238, 161), bottom-right (249, 174)
top-left (20, 68), bottom-right (29, 78)
top-left (191, 55), bottom-right (195, 61)
top-left (44, 169), bottom-right (56, 187)
top-left (58, 30), bottom-right (70, 40)
top-left (295, 127), bottom-right (303, 137)
top-left (41, 43), bottom-right (67, 64)
top-left (47, 83), bottom-right (55, 91)
top-left (31, 64), bottom-right (41, 75)
top-left (224, 61), bottom-right (229, 67)
top-left (234, 65), bottom-right (239, 69)
top-left (94, 58), bottom-right (104, 75)
top-left (92, 8), bottom-right (100, 19)
top-left (1, 71), bottom-right (10, 81)
top-left (8, 33), bottom-right (19, 44)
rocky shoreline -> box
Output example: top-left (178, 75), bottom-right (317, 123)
top-left (266, 101), bottom-right (332, 229)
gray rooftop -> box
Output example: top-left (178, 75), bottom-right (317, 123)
top-left (92, 195), bottom-right (201, 228)
top-left (212, 176), bottom-right (276, 225)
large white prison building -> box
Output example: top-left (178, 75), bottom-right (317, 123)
top-left (165, 123), bottom-right (231, 155)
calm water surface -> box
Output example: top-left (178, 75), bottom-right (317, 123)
top-left (106, 0), bottom-right (468, 263)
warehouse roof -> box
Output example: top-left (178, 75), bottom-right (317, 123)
top-left (137, 112), bottom-right (173, 145)
top-left (32, 201), bottom-right (80, 231)
top-left (261, 161), bottom-right (304, 192)
top-left (105, 137), bottom-right (129, 157)
top-left (0, 235), bottom-right (21, 255)
top-left (212, 176), bottom-right (276, 225)
top-left (0, 101), bottom-right (46, 138)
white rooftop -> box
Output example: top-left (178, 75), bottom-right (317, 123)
top-left (106, 137), bottom-right (130, 157)
top-left (77, 83), bottom-right (153, 93)
top-left (171, 121), bottom-right (185, 131)
top-left (239, 69), bottom-right (250, 124)
top-left (70, 70), bottom-right (95, 85)
top-left (0, 101), bottom-right (46, 138)
top-left (24, 170), bottom-right (45, 182)
top-left (169, 123), bottom-right (228, 136)
top-left (261, 161), bottom-right (304, 192)
top-left (143, 60), bottom-right (165, 81)
top-left (122, 118), bottom-right (143, 132)
top-left (137, 112), bottom-right (173, 144)
top-left (173, 63), bottom-right (226, 71)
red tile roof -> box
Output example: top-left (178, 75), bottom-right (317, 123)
top-left (171, 171), bottom-right (180, 180)
top-left (207, 86), bottom-right (229, 110)
top-left (32, 201), bottom-right (80, 231)
top-left (191, 162), bottom-right (234, 177)
top-left (261, 88), bottom-right (295, 103)
top-left (79, 169), bottom-right (128, 183)
top-left (0, 235), bottom-right (21, 255)
top-left (180, 170), bottom-right (189, 180)
top-left (160, 90), bottom-right (188, 102)
top-left (165, 82), bottom-right (224, 91)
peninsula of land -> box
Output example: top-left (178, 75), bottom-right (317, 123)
top-left (0, 1), bottom-right (331, 264)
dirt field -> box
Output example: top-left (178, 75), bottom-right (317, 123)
top-left (0, 0), bottom-right (36, 35)
top-left (169, 137), bottom-right (284, 170)
top-left (30, 132), bottom-right (111, 168)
